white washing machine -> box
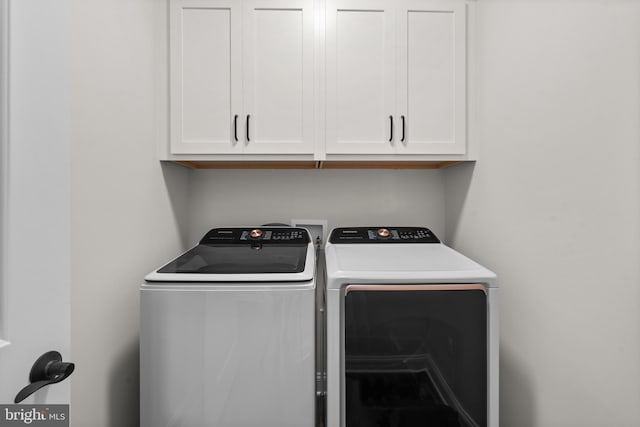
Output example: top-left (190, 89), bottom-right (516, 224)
top-left (325, 226), bottom-right (498, 427)
top-left (141, 227), bottom-right (316, 427)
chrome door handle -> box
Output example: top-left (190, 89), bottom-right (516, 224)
top-left (15, 351), bottom-right (75, 403)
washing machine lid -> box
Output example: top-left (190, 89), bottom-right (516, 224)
top-left (145, 227), bottom-right (315, 283)
top-left (325, 227), bottom-right (497, 289)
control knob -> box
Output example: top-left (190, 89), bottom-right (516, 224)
top-left (377, 228), bottom-right (391, 238)
top-left (249, 229), bottom-right (263, 239)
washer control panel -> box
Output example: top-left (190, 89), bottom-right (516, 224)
top-left (329, 227), bottom-right (440, 244)
top-left (199, 227), bottom-right (310, 245)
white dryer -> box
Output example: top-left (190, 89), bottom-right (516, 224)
top-left (325, 226), bottom-right (498, 427)
top-left (141, 227), bottom-right (316, 427)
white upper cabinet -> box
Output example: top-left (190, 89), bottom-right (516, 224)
top-left (170, 0), bottom-right (315, 155)
top-left (166, 0), bottom-right (471, 163)
top-left (396, 0), bottom-right (466, 154)
top-left (325, 0), bottom-right (396, 154)
top-left (170, 0), bottom-right (242, 154)
top-left (243, 0), bottom-right (315, 154)
top-left (326, 0), bottom-right (466, 155)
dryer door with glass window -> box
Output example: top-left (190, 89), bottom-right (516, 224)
top-left (344, 285), bottom-right (487, 427)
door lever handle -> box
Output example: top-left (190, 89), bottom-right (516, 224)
top-left (14, 351), bottom-right (75, 403)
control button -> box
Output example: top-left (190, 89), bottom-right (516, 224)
top-left (249, 229), bottom-right (263, 239)
top-left (377, 228), bottom-right (391, 238)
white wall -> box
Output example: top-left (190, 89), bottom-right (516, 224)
top-left (445, 1), bottom-right (640, 426)
top-left (70, 0), bottom-right (189, 425)
top-left (187, 169), bottom-right (446, 244)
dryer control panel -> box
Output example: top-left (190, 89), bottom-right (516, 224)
top-left (329, 227), bottom-right (440, 244)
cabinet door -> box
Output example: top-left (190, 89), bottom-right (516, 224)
top-left (396, 0), bottom-right (466, 154)
top-left (243, 0), bottom-right (315, 154)
top-left (170, 0), bottom-right (242, 154)
top-left (326, 0), bottom-right (396, 154)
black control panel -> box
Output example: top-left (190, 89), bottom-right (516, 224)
top-left (329, 227), bottom-right (440, 244)
top-left (199, 227), bottom-right (310, 245)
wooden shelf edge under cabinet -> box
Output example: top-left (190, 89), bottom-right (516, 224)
top-left (317, 161), bottom-right (464, 169)
top-left (172, 160), bottom-right (467, 170)
top-left (174, 161), bottom-right (318, 169)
